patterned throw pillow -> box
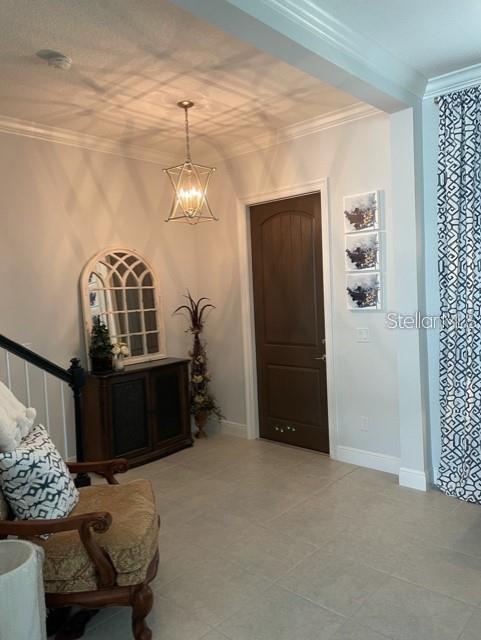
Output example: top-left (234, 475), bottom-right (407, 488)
top-left (0, 425), bottom-right (79, 520)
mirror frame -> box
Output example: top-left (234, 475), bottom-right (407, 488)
top-left (80, 246), bottom-right (167, 367)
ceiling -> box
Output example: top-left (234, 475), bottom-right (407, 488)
top-left (0, 0), bottom-right (359, 161)
top-left (314, 0), bottom-right (481, 79)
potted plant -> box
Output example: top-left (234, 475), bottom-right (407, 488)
top-left (89, 316), bottom-right (113, 373)
top-left (174, 292), bottom-right (223, 438)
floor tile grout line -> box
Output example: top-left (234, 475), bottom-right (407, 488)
top-left (211, 579), bottom-right (349, 634)
top-left (387, 573), bottom-right (481, 608)
top-left (165, 568), bottom-right (278, 630)
top-left (86, 434), bottom-right (481, 639)
top-left (274, 580), bottom-right (368, 620)
top-left (259, 477), bottom-right (349, 527)
top-left (455, 605), bottom-right (478, 640)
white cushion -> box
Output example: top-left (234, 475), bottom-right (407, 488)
top-left (0, 425), bottom-right (79, 521)
top-left (0, 382), bottom-right (36, 452)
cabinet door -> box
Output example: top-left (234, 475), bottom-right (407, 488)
top-left (110, 375), bottom-right (150, 457)
top-left (151, 364), bottom-right (189, 443)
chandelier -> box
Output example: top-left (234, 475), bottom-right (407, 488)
top-left (164, 101), bottom-right (217, 224)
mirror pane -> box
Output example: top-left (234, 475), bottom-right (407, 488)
top-left (147, 333), bottom-right (159, 354)
top-left (126, 272), bottom-right (136, 287)
top-left (117, 262), bottom-right (127, 277)
top-left (128, 312), bottom-right (142, 334)
top-left (111, 272), bottom-right (122, 288)
top-left (134, 262), bottom-right (147, 277)
top-left (89, 288), bottom-right (109, 317)
top-left (130, 334), bottom-right (143, 356)
top-left (112, 289), bottom-right (125, 312)
top-left (144, 311), bottom-right (157, 332)
top-left (83, 250), bottom-right (163, 363)
top-left (142, 288), bottom-right (155, 309)
top-left (126, 288), bottom-right (140, 310)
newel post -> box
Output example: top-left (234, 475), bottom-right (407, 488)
top-left (68, 357), bottom-right (90, 487)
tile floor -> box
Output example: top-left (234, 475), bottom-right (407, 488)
top-left (82, 434), bottom-right (481, 640)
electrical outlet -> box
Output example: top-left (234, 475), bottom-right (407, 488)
top-left (360, 416), bottom-right (369, 432)
top-left (356, 328), bottom-right (370, 343)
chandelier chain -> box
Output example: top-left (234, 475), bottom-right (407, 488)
top-left (184, 106), bottom-right (191, 161)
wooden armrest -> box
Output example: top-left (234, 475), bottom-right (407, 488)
top-left (67, 459), bottom-right (129, 485)
top-left (0, 511), bottom-right (116, 588)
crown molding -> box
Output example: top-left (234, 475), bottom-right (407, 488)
top-left (0, 103), bottom-right (380, 166)
top-left (224, 0), bottom-right (426, 100)
top-left (0, 114), bottom-right (174, 165)
top-left (208, 102), bottom-right (380, 163)
top-left (424, 62), bottom-right (481, 99)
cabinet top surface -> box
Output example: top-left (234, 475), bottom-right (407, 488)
top-left (89, 357), bottom-right (189, 378)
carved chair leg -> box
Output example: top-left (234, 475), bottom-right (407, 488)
top-left (131, 584), bottom-right (153, 640)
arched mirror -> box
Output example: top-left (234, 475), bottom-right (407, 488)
top-left (81, 248), bottom-right (166, 365)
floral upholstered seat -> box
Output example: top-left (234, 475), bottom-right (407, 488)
top-left (34, 479), bottom-right (159, 594)
top-left (0, 458), bottom-right (159, 640)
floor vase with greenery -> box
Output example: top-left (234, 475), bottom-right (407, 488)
top-left (174, 292), bottom-right (222, 438)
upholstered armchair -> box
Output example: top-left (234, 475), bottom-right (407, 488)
top-left (0, 459), bottom-right (159, 640)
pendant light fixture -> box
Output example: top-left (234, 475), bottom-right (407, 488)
top-left (164, 101), bottom-right (217, 224)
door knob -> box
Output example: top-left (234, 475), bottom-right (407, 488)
top-left (314, 354), bottom-right (326, 361)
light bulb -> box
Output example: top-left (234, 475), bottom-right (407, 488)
top-left (177, 166), bottom-right (204, 216)
top-left (178, 187), bottom-right (203, 216)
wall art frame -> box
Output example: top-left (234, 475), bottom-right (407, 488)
top-left (343, 191), bottom-right (380, 233)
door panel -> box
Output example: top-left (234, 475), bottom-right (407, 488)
top-left (261, 212), bottom-right (318, 346)
top-left (110, 376), bottom-right (150, 457)
top-left (266, 365), bottom-right (322, 426)
top-left (151, 366), bottom-right (184, 442)
top-left (250, 193), bottom-right (329, 452)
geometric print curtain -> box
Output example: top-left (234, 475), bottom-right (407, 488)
top-left (437, 86), bottom-right (481, 502)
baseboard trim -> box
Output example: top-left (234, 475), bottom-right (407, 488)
top-left (398, 467), bottom-right (428, 492)
top-left (206, 419), bottom-right (248, 439)
top-left (335, 445), bottom-right (400, 475)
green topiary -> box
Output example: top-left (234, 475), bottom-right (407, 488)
top-left (89, 316), bottom-right (113, 358)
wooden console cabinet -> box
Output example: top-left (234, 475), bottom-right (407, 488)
top-left (83, 358), bottom-right (192, 467)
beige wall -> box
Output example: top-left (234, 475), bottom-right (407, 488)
top-left (0, 133), bottom-right (197, 454)
top-left (197, 112), bottom-right (401, 460)
top-left (0, 113), bottom-right (403, 464)
top-left (0, 132), bottom-right (198, 359)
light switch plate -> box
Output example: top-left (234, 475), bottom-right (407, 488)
top-left (356, 327), bottom-right (370, 343)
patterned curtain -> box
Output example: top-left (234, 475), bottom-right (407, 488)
top-left (437, 86), bottom-right (481, 502)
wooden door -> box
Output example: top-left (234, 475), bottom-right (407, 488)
top-left (250, 193), bottom-right (329, 452)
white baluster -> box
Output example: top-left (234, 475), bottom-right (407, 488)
top-left (43, 372), bottom-right (50, 433)
top-left (24, 361), bottom-right (31, 406)
top-left (5, 352), bottom-right (11, 389)
top-left (60, 382), bottom-right (68, 460)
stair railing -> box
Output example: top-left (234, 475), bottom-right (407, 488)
top-left (0, 334), bottom-right (89, 486)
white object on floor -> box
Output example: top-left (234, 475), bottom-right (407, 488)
top-left (0, 540), bottom-right (46, 640)
top-left (0, 381), bottom-right (36, 451)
